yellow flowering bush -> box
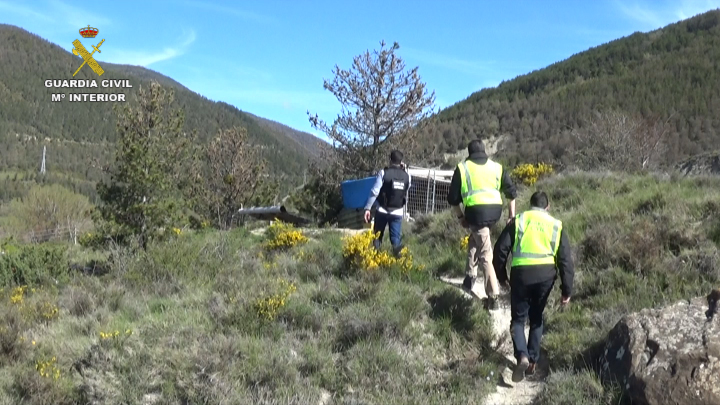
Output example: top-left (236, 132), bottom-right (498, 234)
top-left (510, 162), bottom-right (554, 186)
top-left (461, 235), bottom-right (469, 250)
top-left (98, 329), bottom-right (133, 349)
top-left (264, 220), bottom-right (309, 252)
top-left (395, 247), bottom-right (421, 273)
top-left (342, 230), bottom-right (394, 271)
top-left (10, 285), bottom-right (28, 305)
top-left (36, 356), bottom-right (60, 380)
top-left (99, 329), bottom-right (132, 340)
top-left (263, 261), bottom-right (278, 270)
top-left (78, 231), bottom-right (105, 248)
top-left (38, 301), bottom-right (59, 321)
top-left (342, 230), bottom-right (421, 273)
top-left (257, 250), bottom-right (278, 270)
top-left (78, 232), bottom-right (94, 246)
top-left (294, 250), bottom-right (306, 261)
top-left (254, 278), bottom-right (297, 321)
top-left (8, 285), bottom-right (59, 323)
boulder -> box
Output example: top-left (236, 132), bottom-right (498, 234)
top-left (675, 152), bottom-right (720, 176)
top-left (598, 291), bottom-right (720, 405)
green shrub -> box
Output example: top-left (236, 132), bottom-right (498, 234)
top-left (0, 242), bottom-right (69, 288)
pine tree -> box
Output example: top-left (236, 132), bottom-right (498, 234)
top-left (308, 40), bottom-right (437, 178)
top-left (95, 81), bottom-right (196, 250)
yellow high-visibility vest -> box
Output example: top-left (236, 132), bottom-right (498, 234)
top-left (511, 208), bottom-right (562, 267)
top-left (457, 159), bottom-right (503, 207)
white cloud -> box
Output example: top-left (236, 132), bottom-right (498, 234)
top-left (616, 2), bottom-right (666, 28)
top-left (616, 0), bottom-right (720, 29)
top-left (675, 0), bottom-right (720, 20)
top-left (104, 29), bottom-right (197, 67)
top-left (0, 1), bottom-right (53, 21)
top-left (183, 1), bottom-right (277, 25)
top-left (0, 0), bottom-right (112, 37)
top-left (401, 46), bottom-right (496, 76)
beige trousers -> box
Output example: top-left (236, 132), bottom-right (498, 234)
top-left (466, 226), bottom-right (500, 298)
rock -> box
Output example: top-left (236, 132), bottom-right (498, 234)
top-left (598, 293), bottom-right (720, 405)
top-left (142, 393), bottom-right (161, 405)
top-left (675, 152), bottom-right (720, 176)
top-left (318, 389), bottom-right (332, 405)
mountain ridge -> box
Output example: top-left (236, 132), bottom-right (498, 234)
top-left (0, 23), bottom-right (327, 183)
top-left (417, 9), bottom-right (720, 168)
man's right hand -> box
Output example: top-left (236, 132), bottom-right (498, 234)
top-left (364, 210), bottom-right (371, 223)
top-left (560, 295), bottom-right (570, 305)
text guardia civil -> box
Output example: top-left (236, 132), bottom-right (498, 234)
top-left (45, 79), bottom-right (132, 103)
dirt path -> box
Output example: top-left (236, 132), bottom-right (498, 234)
top-left (439, 277), bottom-right (547, 405)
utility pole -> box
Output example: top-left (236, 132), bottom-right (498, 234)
top-left (40, 145), bottom-right (46, 174)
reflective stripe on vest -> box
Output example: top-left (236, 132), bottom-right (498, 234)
top-left (458, 159), bottom-right (502, 207)
top-left (511, 208), bottom-right (562, 267)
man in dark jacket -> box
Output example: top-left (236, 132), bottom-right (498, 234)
top-left (492, 191), bottom-right (574, 383)
top-left (448, 140), bottom-right (517, 310)
top-left (364, 150), bottom-right (411, 255)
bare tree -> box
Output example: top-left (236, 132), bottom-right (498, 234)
top-left (308, 40), bottom-right (437, 178)
top-left (199, 126), bottom-right (267, 229)
top-left (570, 110), bottom-right (672, 172)
top-left (634, 114), bottom-right (672, 170)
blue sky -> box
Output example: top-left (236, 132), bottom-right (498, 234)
top-left (2, 0), bottom-right (719, 141)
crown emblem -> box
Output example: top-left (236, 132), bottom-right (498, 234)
top-left (79, 25), bottom-right (99, 38)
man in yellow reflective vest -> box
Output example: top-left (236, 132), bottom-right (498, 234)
top-left (492, 191), bottom-right (574, 383)
top-left (447, 139), bottom-right (517, 310)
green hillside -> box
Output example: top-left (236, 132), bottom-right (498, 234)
top-left (0, 24), bottom-right (326, 193)
top-left (418, 9), bottom-right (720, 167)
top-left (1, 171), bottom-right (718, 403)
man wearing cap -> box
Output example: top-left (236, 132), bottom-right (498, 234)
top-left (447, 139), bottom-right (517, 310)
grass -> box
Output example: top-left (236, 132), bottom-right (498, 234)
top-left (0, 223), bottom-right (500, 404)
top-left (0, 171), bottom-right (718, 404)
top-left (534, 369), bottom-right (623, 405)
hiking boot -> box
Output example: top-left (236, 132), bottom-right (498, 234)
top-left (512, 356), bottom-right (530, 383)
top-left (462, 275), bottom-right (476, 291)
top-left (525, 362), bottom-right (536, 376)
top-left (485, 295), bottom-right (499, 311)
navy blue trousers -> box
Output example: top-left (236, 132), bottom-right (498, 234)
top-left (372, 211), bottom-right (403, 252)
top-left (510, 277), bottom-right (555, 364)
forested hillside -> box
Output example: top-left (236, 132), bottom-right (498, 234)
top-left (247, 113), bottom-right (330, 160)
top-left (418, 10), bottom-right (720, 167)
top-left (0, 24), bottom-right (326, 194)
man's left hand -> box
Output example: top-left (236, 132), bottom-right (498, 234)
top-left (459, 217), bottom-right (469, 228)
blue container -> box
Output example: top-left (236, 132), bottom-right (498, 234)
top-left (340, 176), bottom-right (376, 209)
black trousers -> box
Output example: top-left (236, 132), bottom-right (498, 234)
top-left (510, 277), bottom-right (555, 364)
